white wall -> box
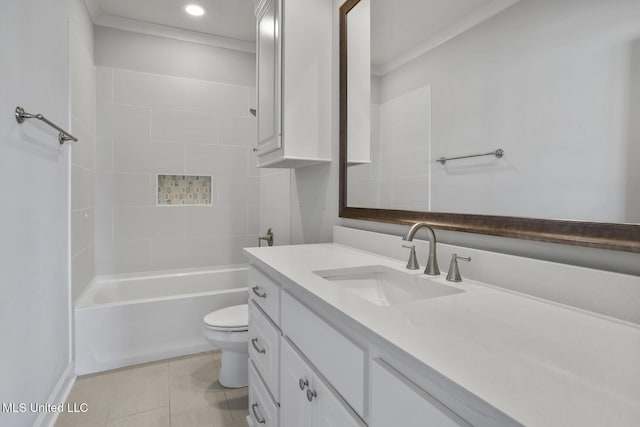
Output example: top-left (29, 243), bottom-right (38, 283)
top-left (0, 0), bottom-right (92, 425)
top-left (93, 27), bottom-right (262, 274)
top-left (378, 0), bottom-right (640, 222)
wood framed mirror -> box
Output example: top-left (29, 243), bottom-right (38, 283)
top-left (339, 0), bottom-right (640, 253)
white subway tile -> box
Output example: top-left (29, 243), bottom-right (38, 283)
top-left (95, 137), bottom-right (114, 172)
top-left (113, 139), bottom-right (185, 174)
top-left (218, 116), bottom-right (256, 146)
top-left (186, 80), bottom-right (249, 116)
top-left (186, 145), bottom-right (248, 176)
top-left (259, 171), bottom-right (290, 208)
top-left (184, 206), bottom-right (248, 237)
top-left (217, 176), bottom-right (259, 206)
top-left (96, 103), bottom-right (150, 141)
top-left (94, 207), bottom-right (113, 242)
top-left (150, 109), bottom-right (218, 144)
top-left (71, 245), bottom-right (95, 302)
top-left (95, 240), bottom-right (150, 275)
top-left (71, 208), bottom-right (94, 256)
top-left (72, 165), bottom-right (93, 210)
top-left (112, 206), bottom-right (186, 240)
top-left (114, 70), bottom-right (187, 110)
top-left (96, 67), bottom-right (113, 104)
top-left (95, 173), bottom-right (150, 207)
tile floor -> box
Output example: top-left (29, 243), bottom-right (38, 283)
top-left (55, 351), bottom-right (249, 427)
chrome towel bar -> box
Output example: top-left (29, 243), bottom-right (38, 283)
top-left (15, 106), bottom-right (78, 145)
top-left (437, 148), bottom-right (504, 165)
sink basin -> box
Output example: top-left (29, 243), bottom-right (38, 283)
top-left (314, 265), bottom-right (464, 306)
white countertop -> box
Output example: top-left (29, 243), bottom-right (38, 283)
top-left (244, 243), bottom-right (640, 427)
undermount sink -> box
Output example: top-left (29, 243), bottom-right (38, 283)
top-left (313, 265), bottom-right (464, 306)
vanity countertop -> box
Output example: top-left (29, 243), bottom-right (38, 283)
top-left (244, 243), bottom-right (640, 427)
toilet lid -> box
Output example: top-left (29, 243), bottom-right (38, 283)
top-left (203, 304), bottom-right (248, 331)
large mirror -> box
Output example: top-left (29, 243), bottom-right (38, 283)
top-left (339, 0), bottom-right (640, 252)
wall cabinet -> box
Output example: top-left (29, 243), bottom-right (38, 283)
top-left (254, 0), bottom-right (331, 168)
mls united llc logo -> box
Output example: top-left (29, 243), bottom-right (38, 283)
top-left (2, 402), bottom-right (88, 413)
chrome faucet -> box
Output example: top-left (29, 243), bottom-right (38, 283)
top-left (402, 222), bottom-right (440, 275)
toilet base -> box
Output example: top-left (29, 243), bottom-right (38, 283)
top-left (219, 350), bottom-right (248, 388)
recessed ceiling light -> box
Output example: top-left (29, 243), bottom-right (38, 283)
top-left (185, 4), bottom-right (205, 16)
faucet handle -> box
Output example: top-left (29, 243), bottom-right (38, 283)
top-left (402, 244), bottom-right (420, 270)
top-left (446, 253), bottom-right (471, 282)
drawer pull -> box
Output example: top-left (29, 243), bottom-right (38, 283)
top-left (251, 338), bottom-right (266, 354)
top-left (251, 402), bottom-right (266, 424)
top-left (306, 389), bottom-right (317, 402)
top-left (252, 286), bottom-right (267, 298)
top-left (298, 378), bottom-right (309, 391)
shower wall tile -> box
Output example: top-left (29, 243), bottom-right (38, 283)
top-left (95, 239), bottom-right (150, 275)
top-left (247, 206), bottom-right (260, 235)
top-left (95, 137), bottom-right (114, 172)
top-left (157, 174), bottom-right (212, 205)
top-left (217, 176), bottom-right (259, 206)
top-left (113, 140), bottom-right (185, 174)
top-left (114, 70), bottom-right (187, 110)
top-left (72, 208), bottom-right (95, 256)
top-left (186, 145), bottom-right (248, 176)
top-left (260, 171), bottom-right (291, 209)
top-left (112, 207), bottom-right (186, 240)
top-left (94, 207), bottom-right (113, 242)
top-left (184, 206), bottom-right (248, 237)
top-left (96, 103), bottom-right (150, 141)
top-left (96, 67), bottom-right (113, 104)
top-left (95, 173), bottom-right (151, 207)
top-left (94, 64), bottom-right (264, 274)
top-left (260, 205), bottom-right (290, 246)
top-left (150, 109), bottom-right (218, 144)
top-left (72, 245), bottom-right (95, 302)
top-left (219, 116), bottom-right (256, 146)
top-left (186, 80), bottom-right (249, 116)
top-left (72, 165), bottom-right (94, 211)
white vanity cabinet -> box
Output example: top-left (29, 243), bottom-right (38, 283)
top-left (370, 359), bottom-right (469, 427)
top-left (247, 262), bottom-right (475, 427)
top-left (248, 266), bottom-right (282, 426)
top-left (254, 0), bottom-right (331, 168)
top-left (281, 337), bottom-right (364, 427)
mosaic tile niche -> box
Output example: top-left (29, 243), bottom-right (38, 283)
top-left (157, 175), bottom-right (212, 205)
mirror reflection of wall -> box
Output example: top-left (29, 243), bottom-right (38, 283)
top-left (346, 0), bottom-right (640, 224)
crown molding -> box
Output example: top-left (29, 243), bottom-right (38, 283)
top-left (95, 14), bottom-right (256, 53)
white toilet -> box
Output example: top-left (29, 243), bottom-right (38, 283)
top-left (202, 304), bottom-right (249, 388)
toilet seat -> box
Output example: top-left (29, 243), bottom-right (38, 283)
top-left (203, 304), bottom-right (248, 332)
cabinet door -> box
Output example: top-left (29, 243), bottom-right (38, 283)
top-left (281, 338), bottom-right (313, 427)
top-left (313, 375), bottom-right (364, 427)
top-left (256, 0), bottom-right (282, 156)
top-left (370, 359), bottom-right (469, 427)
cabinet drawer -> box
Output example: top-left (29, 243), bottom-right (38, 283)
top-left (281, 292), bottom-right (365, 416)
top-left (249, 266), bottom-right (281, 325)
top-left (249, 301), bottom-right (280, 401)
top-left (249, 361), bottom-right (279, 427)
top-left (370, 359), bottom-right (469, 427)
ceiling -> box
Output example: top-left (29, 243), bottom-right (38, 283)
top-left (87, 0), bottom-right (256, 43)
top-left (371, 0), bottom-right (519, 72)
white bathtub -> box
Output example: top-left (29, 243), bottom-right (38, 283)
top-left (75, 265), bottom-right (249, 375)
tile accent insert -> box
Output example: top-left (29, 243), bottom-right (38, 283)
top-left (158, 174), bottom-right (212, 205)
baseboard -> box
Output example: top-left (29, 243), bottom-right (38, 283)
top-left (33, 362), bottom-right (76, 427)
